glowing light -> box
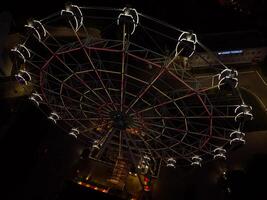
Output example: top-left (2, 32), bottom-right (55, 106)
top-left (76, 181), bottom-right (109, 193)
top-left (48, 112), bottom-right (60, 124)
top-left (25, 20), bottom-right (47, 41)
top-left (11, 44), bottom-right (31, 63)
top-left (15, 70), bottom-right (32, 85)
top-left (230, 130), bottom-right (246, 145)
top-left (117, 7), bottom-right (139, 35)
top-left (218, 50), bottom-right (243, 55)
top-left (191, 155), bottom-right (202, 167)
top-left (166, 157), bottom-right (176, 168)
top-left (69, 128), bottom-right (79, 138)
top-left (176, 31), bottom-right (197, 58)
top-left (92, 140), bottom-right (101, 149)
top-left (234, 104), bottom-right (252, 113)
top-left (29, 92), bottom-right (43, 106)
top-left (61, 4), bottom-right (83, 31)
top-left (234, 104), bottom-right (253, 122)
top-left (96, 127), bottom-right (102, 131)
top-left (218, 69), bottom-right (238, 90)
top-left (213, 147), bottom-right (226, 160)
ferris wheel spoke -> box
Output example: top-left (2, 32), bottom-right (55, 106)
top-left (152, 85), bottom-right (187, 119)
top-left (133, 131), bottom-right (164, 159)
top-left (61, 75), bottom-right (113, 112)
top-left (143, 122), bottom-right (198, 144)
top-left (130, 85), bottom-right (218, 117)
top-left (61, 118), bottom-right (109, 121)
top-left (32, 82), bottom-right (105, 116)
top-left (139, 12), bottom-right (184, 34)
top-left (29, 49), bottom-right (71, 76)
top-left (120, 24), bottom-right (127, 112)
top-left (38, 101), bottom-right (98, 118)
top-left (167, 69), bottom-right (212, 116)
top-left (136, 115), bottom-right (235, 120)
top-left (140, 128), bottom-right (190, 161)
top-left (68, 21), bottom-right (118, 111)
top-left (122, 133), bottom-right (146, 184)
top-left (64, 121), bottom-right (100, 142)
top-left (138, 24), bottom-right (167, 55)
top-left (130, 92), bottom-right (196, 117)
top-left (125, 133), bottom-right (152, 157)
top-left (187, 120), bottom-right (234, 133)
top-left (126, 51), bottom-right (213, 118)
top-left (147, 120), bottom-right (230, 142)
top-left (95, 128), bottom-right (116, 159)
top-left (79, 91), bottom-right (112, 116)
top-left (149, 127), bottom-right (213, 155)
top-left (133, 122), bottom-right (173, 147)
top-left (125, 51), bottom-right (179, 114)
top-left (33, 87), bottom-right (104, 119)
top-left (35, 36), bottom-right (111, 110)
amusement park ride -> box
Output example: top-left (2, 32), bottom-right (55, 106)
top-left (10, 3), bottom-right (253, 198)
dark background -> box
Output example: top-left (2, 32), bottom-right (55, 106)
top-left (2, 0), bottom-right (267, 49)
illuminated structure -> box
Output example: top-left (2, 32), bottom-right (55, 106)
top-left (11, 4), bottom-right (252, 194)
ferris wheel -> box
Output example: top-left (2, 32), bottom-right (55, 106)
top-left (11, 4), bottom-right (253, 178)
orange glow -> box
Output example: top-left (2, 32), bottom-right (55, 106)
top-left (76, 181), bottom-right (109, 193)
top-left (126, 127), bottom-right (141, 135)
top-left (96, 127), bottom-right (102, 131)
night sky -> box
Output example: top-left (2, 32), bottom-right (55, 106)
top-left (2, 0), bottom-right (267, 48)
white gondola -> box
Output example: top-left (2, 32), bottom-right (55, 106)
top-left (29, 92), bottom-right (43, 106)
top-left (15, 70), bottom-right (32, 85)
top-left (92, 140), bottom-right (101, 149)
top-left (175, 31), bottom-right (197, 58)
top-left (218, 69), bottom-right (238, 90)
top-left (166, 157), bottom-right (176, 168)
top-left (137, 155), bottom-right (151, 174)
top-left (25, 19), bottom-right (47, 41)
top-left (191, 155), bottom-right (202, 167)
top-left (11, 44), bottom-right (31, 63)
top-left (61, 4), bottom-right (83, 31)
top-left (230, 130), bottom-right (246, 145)
top-left (48, 112), bottom-right (60, 124)
top-left (234, 104), bottom-right (253, 122)
top-left (117, 7), bottom-right (139, 35)
top-left (69, 128), bottom-right (79, 139)
top-left (213, 147), bottom-right (226, 160)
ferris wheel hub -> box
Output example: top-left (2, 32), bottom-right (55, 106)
top-left (110, 111), bottom-right (133, 130)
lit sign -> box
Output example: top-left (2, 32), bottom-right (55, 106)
top-left (218, 50), bottom-right (243, 55)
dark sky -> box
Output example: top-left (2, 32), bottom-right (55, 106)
top-left (1, 0), bottom-right (267, 49)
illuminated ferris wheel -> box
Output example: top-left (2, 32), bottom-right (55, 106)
top-left (11, 4), bottom-right (252, 178)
